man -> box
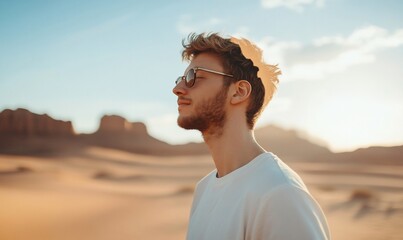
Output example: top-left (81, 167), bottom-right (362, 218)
top-left (173, 33), bottom-right (330, 240)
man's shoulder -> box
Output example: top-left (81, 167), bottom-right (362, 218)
top-left (194, 169), bottom-right (217, 192)
top-left (244, 152), bottom-right (309, 197)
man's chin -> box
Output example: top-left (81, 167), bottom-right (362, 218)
top-left (177, 116), bottom-right (205, 131)
top-left (177, 117), bottom-right (195, 130)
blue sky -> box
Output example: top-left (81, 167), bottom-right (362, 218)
top-left (1, 0), bottom-right (403, 152)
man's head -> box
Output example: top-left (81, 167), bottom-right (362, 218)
top-left (174, 32), bottom-right (280, 130)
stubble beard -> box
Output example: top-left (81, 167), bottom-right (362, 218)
top-left (177, 87), bottom-right (228, 138)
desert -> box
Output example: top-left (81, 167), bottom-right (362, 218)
top-left (0, 108), bottom-right (402, 240)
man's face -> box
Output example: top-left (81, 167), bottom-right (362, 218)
top-left (173, 52), bottom-right (230, 134)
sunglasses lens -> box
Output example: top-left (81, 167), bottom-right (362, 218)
top-left (185, 69), bottom-right (195, 87)
top-left (175, 76), bottom-right (182, 85)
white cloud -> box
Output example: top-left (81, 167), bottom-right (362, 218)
top-left (257, 37), bottom-right (301, 65)
top-left (176, 15), bottom-right (225, 36)
top-left (261, 0), bottom-right (325, 12)
top-left (231, 26), bottom-right (251, 39)
top-left (285, 48), bottom-right (375, 81)
top-left (314, 25), bottom-right (403, 49)
top-left (258, 25), bottom-right (403, 81)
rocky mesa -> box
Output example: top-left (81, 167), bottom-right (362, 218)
top-left (1, 108), bottom-right (401, 164)
top-left (0, 108), bottom-right (74, 136)
top-left (0, 108), bottom-right (207, 156)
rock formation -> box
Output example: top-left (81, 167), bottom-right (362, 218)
top-left (96, 115), bottom-right (148, 135)
top-left (0, 108), bottom-right (75, 136)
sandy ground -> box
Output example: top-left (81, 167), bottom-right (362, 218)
top-left (0, 147), bottom-right (402, 240)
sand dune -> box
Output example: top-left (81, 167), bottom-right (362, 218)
top-left (1, 147), bottom-right (402, 240)
top-left (0, 148), bottom-right (202, 240)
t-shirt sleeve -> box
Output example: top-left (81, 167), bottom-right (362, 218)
top-left (250, 185), bottom-right (330, 240)
top-left (189, 174), bottom-right (211, 217)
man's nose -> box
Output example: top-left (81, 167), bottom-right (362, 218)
top-left (172, 81), bottom-right (187, 96)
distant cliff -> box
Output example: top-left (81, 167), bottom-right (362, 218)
top-left (96, 115), bottom-right (148, 136)
top-left (255, 125), bottom-right (332, 161)
top-left (0, 108), bottom-right (207, 156)
top-left (0, 108), bottom-right (74, 136)
top-left (83, 114), bottom-right (208, 155)
top-left (0, 108), bottom-right (401, 164)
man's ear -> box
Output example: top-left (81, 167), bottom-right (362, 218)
top-left (230, 80), bottom-right (251, 105)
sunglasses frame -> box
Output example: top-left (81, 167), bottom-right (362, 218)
top-left (176, 67), bottom-right (234, 88)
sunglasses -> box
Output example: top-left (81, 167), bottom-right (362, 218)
top-left (175, 67), bottom-right (234, 88)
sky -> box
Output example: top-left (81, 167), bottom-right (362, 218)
top-left (1, 0), bottom-right (403, 152)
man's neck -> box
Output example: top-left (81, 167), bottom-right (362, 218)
top-left (202, 120), bottom-right (266, 178)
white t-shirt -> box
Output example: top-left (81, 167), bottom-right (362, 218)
top-left (186, 152), bottom-right (330, 240)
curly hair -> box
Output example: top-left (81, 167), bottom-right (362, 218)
top-left (181, 33), bottom-right (281, 129)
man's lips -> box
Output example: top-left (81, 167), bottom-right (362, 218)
top-left (177, 98), bottom-right (191, 111)
top-left (177, 98), bottom-right (191, 106)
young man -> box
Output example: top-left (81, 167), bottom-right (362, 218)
top-left (173, 33), bottom-right (330, 240)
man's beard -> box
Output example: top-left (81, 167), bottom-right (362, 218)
top-left (177, 87), bottom-right (228, 136)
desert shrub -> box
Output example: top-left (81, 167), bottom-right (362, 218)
top-left (350, 189), bottom-right (375, 201)
top-left (177, 185), bottom-right (195, 195)
top-left (93, 170), bottom-right (110, 179)
top-left (17, 166), bottom-right (31, 172)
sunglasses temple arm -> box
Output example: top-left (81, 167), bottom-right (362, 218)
top-left (197, 67), bottom-right (234, 78)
